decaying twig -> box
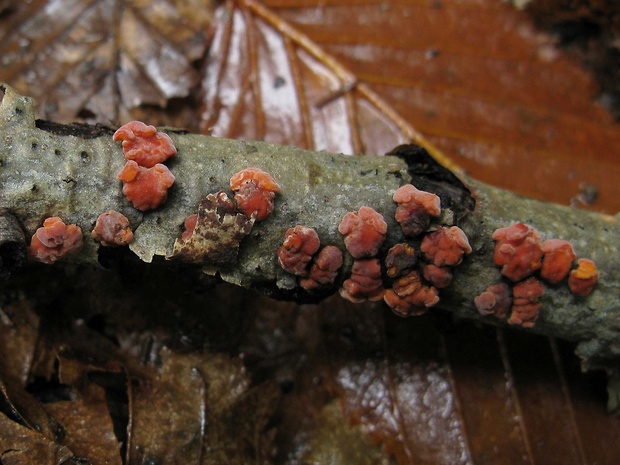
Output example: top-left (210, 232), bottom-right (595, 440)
top-left (1, 84), bottom-right (618, 381)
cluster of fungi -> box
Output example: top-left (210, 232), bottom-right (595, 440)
top-left (277, 183), bottom-right (473, 317)
top-left (475, 222), bottom-right (599, 327)
top-left (25, 120), bottom-right (599, 329)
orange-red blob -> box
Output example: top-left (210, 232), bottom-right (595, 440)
top-left (29, 217), bottom-right (83, 264)
top-left (181, 214), bottom-right (199, 242)
top-left (422, 264), bottom-right (453, 289)
top-left (117, 161), bottom-right (175, 211)
top-left (508, 277), bottom-right (545, 328)
top-left (492, 223), bottom-right (543, 282)
top-left (384, 270), bottom-right (439, 317)
top-left (568, 258), bottom-right (599, 296)
top-left (338, 206), bottom-right (388, 259)
top-left (91, 210), bottom-right (134, 247)
top-left (113, 121), bottom-right (177, 168)
top-left (420, 226), bottom-right (471, 267)
top-left (277, 225), bottom-right (321, 277)
top-left (339, 258), bottom-right (384, 303)
top-left (474, 282), bottom-right (512, 318)
top-left (393, 184), bottom-right (441, 237)
top-left (540, 239), bottom-right (576, 284)
top-left (230, 168), bottom-right (280, 221)
top-left (299, 245), bottom-right (343, 291)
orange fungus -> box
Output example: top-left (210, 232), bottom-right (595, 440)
top-left (117, 160), bottom-right (175, 212)
top-left (339, 258), bottom-right (384, 303)
top-left (338, 206), bottom-right (388, 259)
top-left (474, 283), bottom-right (512, 318)
top-left (540, 239), bottom-right (576, 284)
top-left (277, 225), bottom-right (321, 277)
top-left (91, 210), bottom-right (134, 247)
top-left (113, 121), bottom-right (177, 168)
top-left (508, 277), bottom-right (545, 328)
top-left (299, 245), bottom-right (343, 291)
top-left (492, 223), bottom-right (543, 282)
top-left (230, 168), bottom-right (280, 221)
top-left (568, 258), bottom-right (599, 296)
top-left (393, 184), bottom-right (441, 237)
top-left (384, 270), bottom-right (439, 317)
top-left (29, 217), bottom-right (83, 264)
top-left (420, 226), bottom-right (471, 267)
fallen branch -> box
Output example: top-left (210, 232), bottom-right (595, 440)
top-left (1, 84), bottom-right (618, 380)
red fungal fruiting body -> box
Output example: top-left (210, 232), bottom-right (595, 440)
top-left (230, 168), bottom-right (280, 221)
top-left (384, 270), bottom-right (439, 317)
top-left (420, 226), bottom-right (471, 267)
top-left (540, 239), bottom-right (576, 284)
top-left (29, 217), bottom-right (83, 264)
top-left (384, 289), bottom-right (424, 317)
top-left (392, 271), bottom-right (440, 307)
top-left (299, 245), bottom-right (343, 291)
top-left (339, 258), bottom-right (384, 303)
top-left (277, 225), bottom-right (321, 276)
top-left (393, 184), bottom-right (441, 237)
top-left (338, 206), bottom-right (388, 259)
top-left (113, 121), bottom-right (177, 168)
top-left (422, 264), bottom-right (453, 289)
top-left (568, 258), bottom-right (599, 296)
top-left (117, 161), bottom-right (175, 211)
top-left (91, 210), bottom-right (133, 247)
top-left (181, 214), bottom-right (199, 242)
top-left (508, 277), bottom-right (545, 328)
top-left (474, 283), bottom-right (512, 318)
top-left (384, 243), bottom-right (417, 278)
top-left (492, 222), bottom-right (543, 282)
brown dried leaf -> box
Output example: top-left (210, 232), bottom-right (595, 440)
top-left (128, 348), bottom-right (277, 465)
top-left (199, 0), bottom-right (457, 171)
top-left (263, 0), bottom-right (620, 212)
top-left (0, 0), bottom-right (214, 124)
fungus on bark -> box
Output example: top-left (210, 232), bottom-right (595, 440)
top-left (299, 245), bottom-right (343, 291)
top-left (171, 191), bottom-right (254, 267)
top-left (568, 258), bottom-right (599, 296)
top-left (474, 283), bottom-right (512, 318)
top-left (509, 277), bottom-right (545, 328)
top-left (29, 217), bottom-right (83, 264)
top-left (338, 206), bottom-right (388, 259)
top-left (422, 264), bottom-right (453, 289)
top-left (420, 226), bottom-right (471, 267)
top-left (384, 243), bottom-right (417, 278)
top-left (91, 210), bottom-right (134, 247)
top-left (492, 222), bottom-right (543, 282)
top-left (339, 258), bottom-right (384, 303)
top-left (540, 239), bottom-right (576, 284)
top-left (384, 270), bottom-right (439, 317)
top-left (117, 161), bottom-right (175, 212)
top-left (113, 120), bottom-right (177, 168)
top-left (277, 225), bottom-right (321, 276)
top-left (229, 168), bottom-right (280, 221)
top-left (393, 183), bottom-right (441, 237)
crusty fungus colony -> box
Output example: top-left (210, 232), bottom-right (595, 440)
top-left (23, 118), bottom-right (600, 331)
top-left (475, 222), bottom-right (599, 328)
top-left (273, 183), bottom-right (473, 318)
